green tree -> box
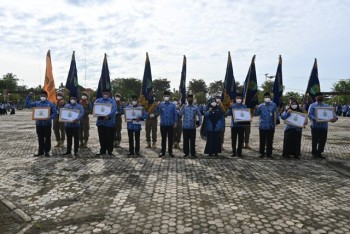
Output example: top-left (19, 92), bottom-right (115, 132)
top-left (153, 78), bottom-right (171, 100)
top-left (236, 81), bottom-right (243, 93)
top-left (260, 80), bottom-right (274, 93)
top-left (188, 79), bottom-right (207, 95)
top-left (194, 92), bottom-right (207, 104)
top-left (284, 91), bottom-right (303, 104)
top-left (331, 79), bottom-right (350, 104)
top-left (0, 73), bottom-right (18, 91)
top-left (208, 80), bottom-right (223, 96)
top-left (111, 78), bottom-right (142, 100)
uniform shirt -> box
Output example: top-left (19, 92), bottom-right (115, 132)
top-left (254, 102), bottom-right (279, 130)
top-left (63, 103), bottom-right (85, 128)
top-left (179, 104), bottom-right (202, 129)
top-left (156, 101), bottom-right (178, 126)
top-left (227, 103), bottom-right (248, 128)
top-left (126, 104), bottom-right (147, 131)
top-left (95, 97), bottom-right (117, 127)
top-left (308, 102), bottom-right (337, 129)
top-left (25, 96), bottom-right (58, 126)
top-left (281, 110), bottom-right (303, 132)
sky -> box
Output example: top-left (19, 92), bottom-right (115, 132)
top-left (1, 0), bottom-right (350, 94)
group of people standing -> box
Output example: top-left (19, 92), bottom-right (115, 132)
top-left (25, 89), bottom-right (338, 159)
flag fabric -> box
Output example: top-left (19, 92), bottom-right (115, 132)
top-left (43, 50), bottom-right (57, 103)
top-left (96, 53), bottom-right (111, 99)
top-left (221, 51), bottom-right (236, 111)
top-left (243, 55), bottom-right (259, 108)
top-left (140, 52), bottom-right (154, 110)
top-left (273, 55), bottom-right (283, 107)
top-left (65, 51), bottom-right (79, 102)
top-left (304, 58), bottom-right (321, 104)
top-left (179, 55), bottom-right (187, 105)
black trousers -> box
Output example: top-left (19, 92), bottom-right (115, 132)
top-left (283, 129), bottom-right (302, 156)
top-left (97, 126), bottom-right (115, 154)
top-left (231, 127), bottom-right (244, 155)
top-left (259, 129), bottom-right (274, 156)
top-left (128, 130), bottom-right (140, 153)
top-left (311, 128), bottom-right (328, 155)
top-left (36, 125), bottom-right (51, 154)
top-left (160, 125), bottom-right (174, 154)
top-left (66, 127), bottom-right (79, 153)
top-left (183, 129), bottom-right (196, 156)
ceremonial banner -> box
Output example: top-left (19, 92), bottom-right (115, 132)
top-left (273, 55), bottom-right (283, 107)
top-left (304, 59), bottom-right (321, 104)
top-left (179, 55), bottom-right (187, 105)
top-left (221, 51), bottom-right (236, 111)
top-left (243, 55), bottom-right (258, 108)
top-left (65, 51), bottom-right (79, 102)
top-left (140, 53), bottom-right (154, 111)
top-left (43, 50), bottom-right (57, 103)
top-left (96, 53), bottom-right (111, 99)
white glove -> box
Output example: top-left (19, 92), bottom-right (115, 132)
top-left (150, 114), bottom-right (155, 118)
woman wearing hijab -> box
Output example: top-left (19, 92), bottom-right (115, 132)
top-left (281, 100), bottom-right (307, 158)
top-left (204, 97), bottom-right (225, 156)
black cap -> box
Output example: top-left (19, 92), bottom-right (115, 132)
top-left (69, 94), bottom-right (77, 99)
top-left (82, 92), bottom-right (88, 96)
top-left (163, 91), bottom-right (170, 96)
top-left (40, 90), bottom-right (48, 96)
top-left (187, 93), bottom-right (194, 98)
top-left (236, 93), bottom-right (243, 97)
top-left (315, 92), bottom-right (323, 97)
top-left (102, 88), bottom-right (110, 93)
top-left (263, 92), bottom-right (270, 97)
top-left (131, 94), bottom-right (138, 99)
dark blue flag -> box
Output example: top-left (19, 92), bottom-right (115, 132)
top-left (65, 51), bottom-right (79, 102)
top-left (221, 51), bottom-right (236, 111)
top-left (273, 55), bottom-right (283, 107)
top-left (140, 53), bottom-right (154, 109)
top-left (179, 55), bottom-right (186, 105)
top-left (304, 58), bottom-right (321, 104)
top-left (96, 53), bottom-right (111, 99)
top-left (243, 55), bottom-right (259, 108)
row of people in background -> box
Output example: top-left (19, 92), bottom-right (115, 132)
top-left (0, 102), bottom-right (15, 115)
top-left (25, 90), bottom-right (337, 159)
top-left (336, 104), bottom-right (350, 117)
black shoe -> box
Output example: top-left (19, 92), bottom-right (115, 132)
top-left (295, 155), bottom-right (300, 159)
top-left (108, 152), bottom-right (113, 156)
top-left (74, 151), bottom-right (78, 156)
top-left (238, 154), bottom-right (243, 158)
top-left (45, 153), bottom-right (50, 157)
top-left (191, 155), bottom-right (197, 158)
top-left (259, 154), bottom-right (265, 158)
top-left (183, 154), bottom-right (189, 157)
top-left (63, 152), bottom-right (71, 155)
top-left (135, 152), bottom-right (140, 156)
top-left (267, 155), bottom-right (274, 159)
top-left (159, 153), bottom-right (165, 157)
top-left (231, 153), bottom-right (237, 157)
top-left (34, 153), bottom-right (43, 157)
top-left (127, 152), bottom-right (134, 156)
top-left (215, 153), bottom-right (218, 157)
top-left (96, 152), bottom-right (105, 156)
top-left (169, 153), bottom-right (175, 157)
top-left (209, 154), bottom-right (213, 156)
top-left (318, 154), bottom-right (325, 159)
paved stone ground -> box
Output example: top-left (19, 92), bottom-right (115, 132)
top-left (0, 110), bottom-right (349, 234)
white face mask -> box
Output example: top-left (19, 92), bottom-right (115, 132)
top-left (291, 105), bottom-right (298, 109)
top-left (70, 99), bottom-right (76, 104)
top-left (103, 95), bottom-right (109, 99)
top-left (40, 97), bottom-right (47, 101)
top-left (115, 97), bottom-right (120, 101)
top-left (164, 96), bottom-right (170, 101)
top-left (216, 98), bottom-right (221, 103)
top-left (264, 97), bottom-right (271, 103)
top-left (81, 96), bottom-right (87, 100)
top-left (132, 101), bottom-right (137, 106)
top-left (57, 96), bottom-right (62, 100)
top-left (211, 102), bottom-right (217, 107)
top-left (236, 99), bottom-right (242, 104)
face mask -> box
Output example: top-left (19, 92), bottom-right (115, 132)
top-left (164, 96), bottom-right (170, 101)
top-left (115, 97), bottom-right (120, 101)
top-left (211, 102), bottom-right (217, 107)
top-left (103, 95), bottom-right (109, 99)
top-left (216, 98), bottom-right (221, 103)
top-left (264, 97), bottom-right (271, 103)
top-left (316, 97), bottom-right (324, 102)
top-left (70, 100), bottom-right (76, 104)
top-left (132, 101), bottom-right (137, 106)
top-left (81, 96), bottom-right (87, 100)
top-left (57, 96), bottom-right (62, 100)
top-left (236, 99), bottom-right (242, 104)
top-left (291, 105), bottom-right (298, 109)
top-left (40, 97), bottom-right (47, 102)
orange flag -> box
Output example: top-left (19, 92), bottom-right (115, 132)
top-left (43, 50), bottom-right (57, 103)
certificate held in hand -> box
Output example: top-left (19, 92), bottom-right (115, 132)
top-left (93, 103), bottom-right (112, 117)
top-left (232, 108), bottom-right (252, 122)
top-left (59, 108), bottom-right (80, 122)
top-left (32, 107), bottom-right (50, 120)
top-left (285, 111), bottom-right (307, 128)
top-left (315, 107), bottom-right (336, 122)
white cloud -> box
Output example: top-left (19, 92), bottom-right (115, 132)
top-left (0, 0), bottom-right (349, 94)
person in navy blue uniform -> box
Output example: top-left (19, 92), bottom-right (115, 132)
top-left (126, 95), bottom-right (147, 156)
top-left (254, 92), bottom-right (279, 158)
top-left (179, 93), bottom-right (202, 158)
top-left (95, 89), bottom-right (117, 156)
top-left (62, 95), bottom-right (85, 157)
top-left (156, 91), bottom-right (178, 157)
top-left (308, 92), bottom-right (338, 158)
top-left (25, 91), bottom-right (58, 157)
top-left (281, 100), bottom-right (306, 159)
top-left (204, 97), bottom-right (225, 156)
top-left (227, 93), bottom-right (249, 157)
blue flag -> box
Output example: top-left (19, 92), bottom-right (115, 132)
top-left (243, 55), bottom-right (259, 108)
top-left (96, 53), bottom-right (111, 99)
top-left (273, 55), bottom-right (283, 107)
top-left (305, 58), bottom-right (321, 104)
top-left (221, 52), bottom-right (236, 110)
top-left (179, 55), bottom-right (187, 105)
top-left (65, 51), bottom-right (79, 102)
top-left (140, 53), bottom-right (154, 109)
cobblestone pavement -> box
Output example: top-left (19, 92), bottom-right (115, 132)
top-left (0, 110), bottom-right (349, 233)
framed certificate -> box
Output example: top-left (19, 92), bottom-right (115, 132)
top-left (232, 108), bottom-right (252, 122)
top-left (315, 107), bottom-right (335, 122)
top-left (125, 107), bottom-right (144, 121)
top-left (32, 107), bottom-right (50, 120)
top-left (285, 111), bottom-right (307, 128)
top-left (93, 103), bottom-right (112, 117)
top-left (59, 108), bottom-right (80, 122)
